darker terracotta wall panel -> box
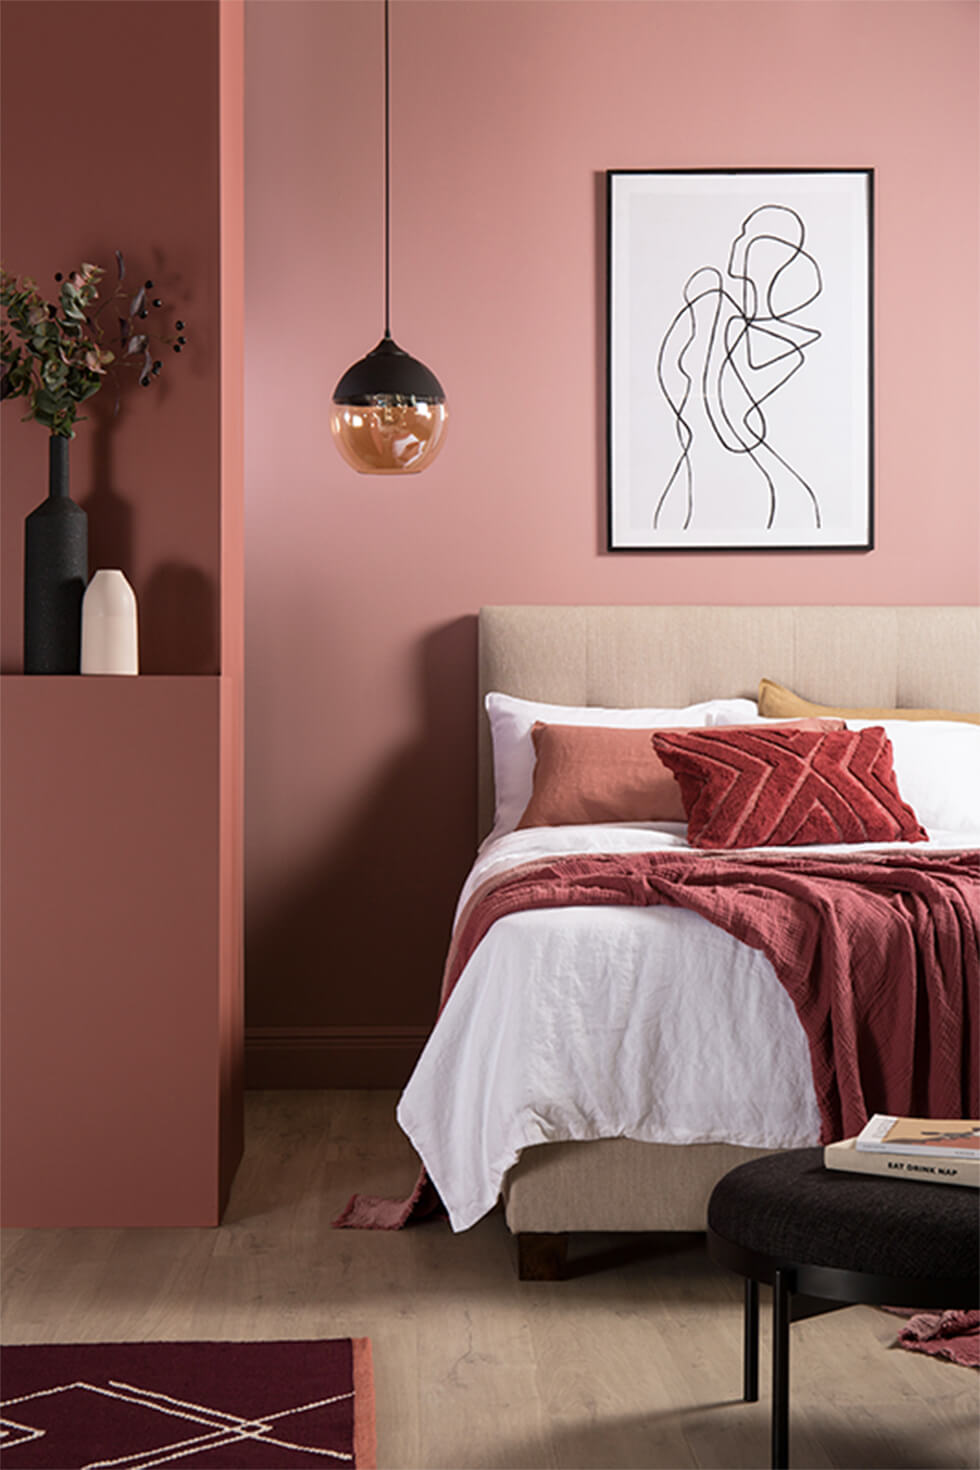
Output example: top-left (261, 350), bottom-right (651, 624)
top-left (1, 1), bottom-right (222, 674)
top-left (1, 0), bottom-right (244, 1221)
top-left (0, 679), bottom-right (223, 1225)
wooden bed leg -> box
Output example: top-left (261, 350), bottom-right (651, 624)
top-left (517, 1232), bottom-right (569, 1281)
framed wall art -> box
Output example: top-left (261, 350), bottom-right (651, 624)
top-left (607, 169), bottom-right (873, 551)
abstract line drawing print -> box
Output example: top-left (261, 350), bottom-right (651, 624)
top-left (654, 204), bottom-right (823, 533)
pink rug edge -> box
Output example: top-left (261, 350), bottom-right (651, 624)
top-left (332, 1192), bottom-right (418, 1230)
top-left (332, 1169), bottom-right (442, 1231)
top-left (351, 1337), bottom-right (377, 1469)
top-left (883, 1308), bottom-right (980, 1369)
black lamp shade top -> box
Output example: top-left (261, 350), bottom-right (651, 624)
top-left (332, 334), bottom-right (445, 406)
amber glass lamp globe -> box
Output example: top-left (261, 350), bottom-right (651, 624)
top-left (331, 334), bottom-right (448, 475)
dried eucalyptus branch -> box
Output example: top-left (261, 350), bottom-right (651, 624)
top-left (1, 251), bottom-right (189, 438)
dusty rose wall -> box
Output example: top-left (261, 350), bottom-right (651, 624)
top-left (244, 2), bottom-right (979, 1070)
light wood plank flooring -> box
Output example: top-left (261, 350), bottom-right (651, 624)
top-left (2, 1091), bottom-right (978, 1469)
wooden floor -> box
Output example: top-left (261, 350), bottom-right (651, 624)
top-left (2, 1091), bottom-right (978, 1469)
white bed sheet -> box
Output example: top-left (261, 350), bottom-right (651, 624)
top-left (396, 823), bottom-right (979, 1232)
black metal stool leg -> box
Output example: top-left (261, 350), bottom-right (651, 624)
top-left (743, 1276), bottom-right (759, 1401)
top-left (772, 1267), bottom-right (791, 1470)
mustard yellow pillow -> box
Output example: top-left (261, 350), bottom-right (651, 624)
top-left (758, 678), bottom-right (980, 725)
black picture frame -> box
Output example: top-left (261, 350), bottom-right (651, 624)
top-left (606, 168), bottom-right (874, 552)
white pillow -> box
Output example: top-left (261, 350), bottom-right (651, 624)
top-left (485, 691), bottom-right (759, 840)
top-left (846, 720), bottom-right (980, 832)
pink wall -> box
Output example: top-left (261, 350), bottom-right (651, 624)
top-left (244, 1), bottom-right (979, 1071)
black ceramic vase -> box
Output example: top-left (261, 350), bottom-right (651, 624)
top-left (24, 436), bottom-right (88, 673)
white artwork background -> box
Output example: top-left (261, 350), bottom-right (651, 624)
top-left (609, 172), bottom-right (870, 549)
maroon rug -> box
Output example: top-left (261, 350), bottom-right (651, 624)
top-left (0, 1338), bottom-right (376, 1468)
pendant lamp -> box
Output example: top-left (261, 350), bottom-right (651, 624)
top-left (331, 0), bottom-right (448, 475)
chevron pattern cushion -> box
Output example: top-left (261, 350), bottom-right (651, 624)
top-left (650, 726), bottom-right (928, 849)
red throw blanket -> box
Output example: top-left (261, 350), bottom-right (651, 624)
top-left (335, 849), bottom-right (979, 1229)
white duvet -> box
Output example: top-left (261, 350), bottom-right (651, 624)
top-left (397, 822), bottom-right (980, 1232)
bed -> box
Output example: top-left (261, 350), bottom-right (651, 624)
top-left (397, 605), bottom-right (980, 1277)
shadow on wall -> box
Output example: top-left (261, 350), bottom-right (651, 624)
top-left (594, 168), bottom-right (609, 557)
top-left (82, 402), bottom-right (218, 673)
top-left (141, 562), bottom-right (217, 673)
top-left (246, 615), bottom-right (479, 1037)
top-left (84, 410), bottom-right (135, 586)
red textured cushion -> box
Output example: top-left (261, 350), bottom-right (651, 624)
top-left (516, 718), bottom-right (845, 829)
top-left (650, 726), bottom-right (928, 849)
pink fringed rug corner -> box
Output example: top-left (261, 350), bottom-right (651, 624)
top-left (886, 1308), bottom-right (980, 1368)
top-left (0, 1337), bottom-right (377, 1468)
top-left (333, 1170), bottom-right (443, 1230)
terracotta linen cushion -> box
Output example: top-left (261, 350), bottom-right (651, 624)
top-left (650, 725), bottom-right (928, 849)
top-left (516, 718), bottom-right (843, 830)
top-left (758, 678), bottom-right (980, 725)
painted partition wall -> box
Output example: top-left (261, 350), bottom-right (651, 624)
top-left (0, 0), bottom-right (244, 1225)
top-left (1, 680), bottom-right (227, 1226)
top-left (244, 0), bottom-right (979, 1085)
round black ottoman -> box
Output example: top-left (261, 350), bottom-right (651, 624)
top-left (707, 1147), bottom-right (979, 1470)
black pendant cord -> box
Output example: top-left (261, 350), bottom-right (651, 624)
top-left (330, 0), bottom-right (445, 411)
top-left (383, 0), bottom-right (391, 340)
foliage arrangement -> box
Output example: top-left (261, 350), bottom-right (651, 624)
top-left (0, 252), bottom-right (188, 438)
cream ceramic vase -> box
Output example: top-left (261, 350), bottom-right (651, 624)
top-left (80, 569), bottom-right (139, 675)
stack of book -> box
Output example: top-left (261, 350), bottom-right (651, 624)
top-left (824, 1115), bottom-right (980, 1188)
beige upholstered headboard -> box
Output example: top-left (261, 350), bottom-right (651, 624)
top-left (477, 605), bottom-right (980, 838)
